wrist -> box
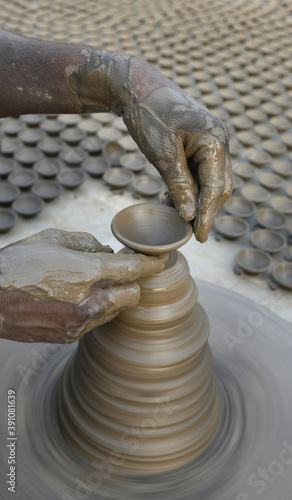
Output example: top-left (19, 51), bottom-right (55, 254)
top-left (106, 52), bottom-right (132, 114)
top-left (67, 48), bottom-right (132, 115)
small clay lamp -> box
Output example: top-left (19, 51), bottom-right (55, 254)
top-left (2, 118), bottom-right (23, 136)
top-left (0, 208), bottom-right (18, 232)
top-left (132, 175), bottom-right (164, 197)
top-left (1, 138), bottom-right (19, 156)
top-left (120, 152), bottom-right (147, 172)
top-left (60, 127), bottom-right (86, 146)
top-left (251, 229), bottom-right (286, 254)
top-left (0, 182), bottom-right (20, 205)
top-left (40, 119), bottom-right (65, 136)
top-left (57, 168), bottom-right (86, 189)
top-left (225, 196), bottom-right (256, 218)
top-left (8, 169), bottom-right (38, 189)
top-left (215, 215), bottom-right (249, 239)
top-left (81, 137), bottom-right (103, 155)
top-left (12, 193), bottom-right (44, 218)
top-left (31, 180), bottom-right (63, 201)
top-left (272, 161), bottom-right (292, 177)
top-left (34, 158), bottom-right (61, 178)
top-left (82, 157), bottom-right (108, 177)
top-left (273, 262), bottom-right (292, 290)
top-left (39, 137), bottom-right (63, 156)
top-left (21, 114), bottom-right (44, 127)
top-left (0, 158), bottom-right (15, 177)
top-left (14, 147), bottom-right (41, 166)
top-left (19, 128), bottom-right (43, 146)
top-left (241, 185), bottom-right (270, 204)
top-left (111, 203), bottom-right (193, 255)
top-left (270, 196), bottom-right (292, 214)
top-left (256, 208), bottom-right (287, 230)
top-left (103, 167), bottom-right (134, 188)
top-left (235, 248), bottom-right (272, 275)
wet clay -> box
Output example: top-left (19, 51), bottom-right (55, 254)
top-left (57, 249), bottom-right (224, 471)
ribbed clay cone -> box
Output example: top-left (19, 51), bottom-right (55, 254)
top-left (56, 204), bottom-right (224, 472)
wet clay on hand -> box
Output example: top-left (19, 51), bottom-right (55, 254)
top-left (68, 53), bottom-right (232, 242)
top-left (0, 229), bottom-right (163, 343)
top-left (0, 31), bottom-right (231, 242)
top-left (120, 58), bottom-right (233, 242)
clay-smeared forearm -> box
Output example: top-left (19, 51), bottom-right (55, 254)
top-left (0, 30), bottom-right (129, 117)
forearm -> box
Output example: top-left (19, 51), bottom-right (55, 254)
top-left (0, 30), bottom-right (130, 118)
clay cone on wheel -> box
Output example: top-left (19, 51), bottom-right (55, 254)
top-left (57, 204), bottom-right (224, 472)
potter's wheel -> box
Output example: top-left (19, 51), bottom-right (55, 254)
top-left (0, 280), bottom-right (291, 500)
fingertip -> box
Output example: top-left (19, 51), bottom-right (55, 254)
top-left (140, 255), bottom-right (165, 277)
top-left (193, 217), bottom-right (209, 243)
top-left (162, 191), bottom-right (196, 221)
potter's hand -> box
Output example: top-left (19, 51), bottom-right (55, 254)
top-left (119, 59), bottom-right (232, 243)
top-left (0, 229), bottom-right (163, 343)
top-left (0, 33), bottom-right (231, 241)
top-left (64, 48), bottom-right (232, 242)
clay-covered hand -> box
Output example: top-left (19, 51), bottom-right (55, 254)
top-left (0, 33), bottom-right (230, 243)
top-left (0, 229), bottom-right (164, 343)
top-left (118, 58), bottom-right (232, 243)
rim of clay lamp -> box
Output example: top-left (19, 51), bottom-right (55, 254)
top-left (111, 203), bottom-right (193, 255)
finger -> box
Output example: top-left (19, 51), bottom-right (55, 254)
top-left (153, 139), bottom-right (198, 222)
top-left (96, 252), bottom-right (165, 284)
top-left (39, 228), bottom-right (113, 253)
top-left (104, 282), bottom-right (141, 315)
top-left (81, 283), bottom-right (141, 334)
top-left (193, 140), bottom-right (230, 243)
